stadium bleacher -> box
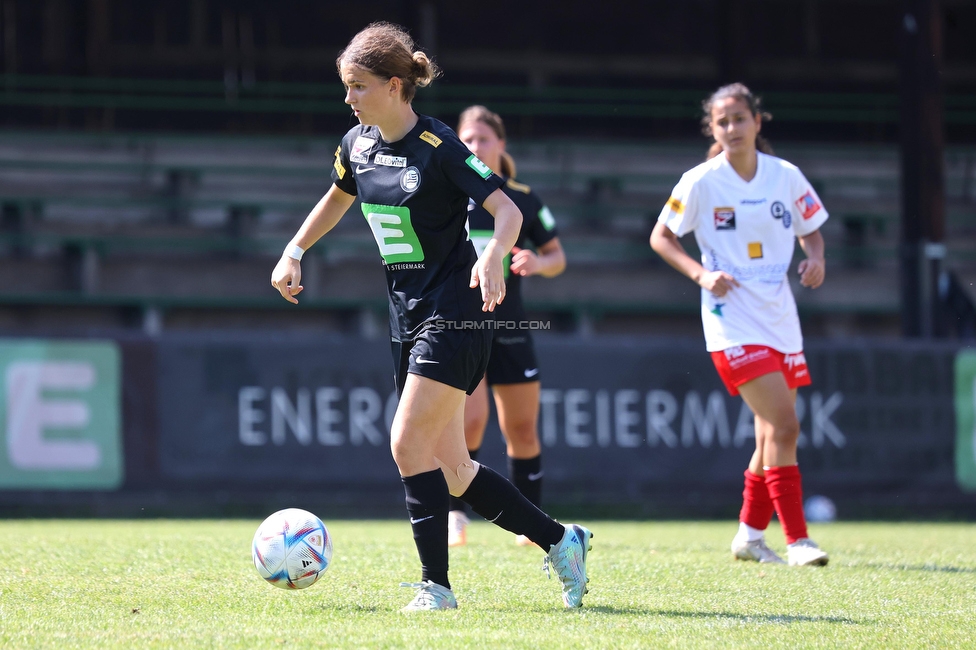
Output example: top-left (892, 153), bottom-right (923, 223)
top-left (1, 125), bottom-right (973, 336)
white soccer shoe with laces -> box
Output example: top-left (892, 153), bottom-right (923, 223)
top-left (448, 510), bottom-right (469, 547)
top-left (787, 537), bottom-right (830, 566)
top-left (543, 524), bottom-right (593, 608)
top-left (400, 580), bottom-right (458, 611)
top-left (731, 537), bottom-right (786, 564)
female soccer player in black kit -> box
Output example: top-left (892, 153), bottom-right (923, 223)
top-left (270, 23), bottom-right (592, 611)
top-left (447, 106), bottom-right (566, 548)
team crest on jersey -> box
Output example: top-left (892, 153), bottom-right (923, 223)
top-left (350, 136), bottom-right (376, 164)
top-left (375, 154), bottom-right (407, 168)
top-left (771, 201), bottom-right (792, 229)
top-left (714, 207), bottom-right (736, 230)
top-left (795, 191), bottom-right (822, 220)
top-left (400, 166), bottom-right (422, 193)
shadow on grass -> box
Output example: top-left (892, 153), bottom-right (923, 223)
top-left (854, 562), bottom-right (976, 574)
top-left (587, 607), bottom-right (862, 625)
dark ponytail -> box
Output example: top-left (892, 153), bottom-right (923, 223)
top-left (701, 83), bottom-right (773, 160)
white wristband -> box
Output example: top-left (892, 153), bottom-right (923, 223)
top-left (283, 243), bottom-right (305, 261)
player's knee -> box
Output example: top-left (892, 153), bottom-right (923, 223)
top-left (504, 420), bottom-right (538, 448)
top-left (464, 410), bottom-right (488, 439)
top-left (770, 416), bottom-right (800, 444)
top-left (437, 459), bottom-right (480, 497)
top-left (389, 432), bottom-right (413, 468)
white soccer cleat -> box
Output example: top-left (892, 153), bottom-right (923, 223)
top-left (448, 510), bottom-right (469, 547)
top-left (543, 524), bottom-right (593, 608)
top-left (731, 537), bottom-right (786, 564)
top-left (399, 581), bottom-right (458, 611)
top-left (787, 537), bottom-right (830, 566)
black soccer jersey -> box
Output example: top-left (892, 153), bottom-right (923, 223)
top-left (331, 114), bottom-right (505, 340)
top-left (466, 178), bottom-right (559, 320)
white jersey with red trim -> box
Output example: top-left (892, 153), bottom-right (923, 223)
top-left (657, 151), bottom-right (828, 353)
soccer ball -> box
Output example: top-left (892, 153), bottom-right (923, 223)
top-left (804, 495), bottom-right (837, 523)
top-left (252, 508), bottom-right (333, 589)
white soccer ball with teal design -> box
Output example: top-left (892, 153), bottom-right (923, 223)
top-left (252, 508), bottom-right (333, 589)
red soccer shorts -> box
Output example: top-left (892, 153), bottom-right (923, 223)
top-left (710, 345), bottom-right (812, 396)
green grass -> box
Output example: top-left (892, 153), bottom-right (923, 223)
top-left (1, 520), bottom-right (975, 649)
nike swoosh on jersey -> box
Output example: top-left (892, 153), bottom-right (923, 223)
top-left (356, 165), bottom-right (376, 173)
top-left (524, 368), bottom-right (539, 377)
top-left (527, 471), bottom-right (544, 481)
top-left (414, 357), bottom-right (439, 365)
top-left (410, 515), bottom-right (434, 524)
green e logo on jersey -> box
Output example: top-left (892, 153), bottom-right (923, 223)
top-left (361, 203), bottom-right (425, 264)
top-left (465, 155), bottom-right (493, 179)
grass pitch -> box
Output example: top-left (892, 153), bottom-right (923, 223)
top-left (1, 520), bottom-right (974, 649)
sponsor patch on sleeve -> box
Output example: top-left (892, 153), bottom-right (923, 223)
top-left (666, 196), bottom-right (685, 214)
top-left (419, 131), bottom-right (442, 147)
top-left (714, 207), bottom-right (736, 230)
top-left (748, 242), bottom-right (763, 259)
top-left (538, 205), bottom-right (556, 231)
top-left (795, 191), bottom-right (822, 220)
top-left (333, 146), bottom-right (346, 179)
top-left (465, 154), bottom-right (493, 179)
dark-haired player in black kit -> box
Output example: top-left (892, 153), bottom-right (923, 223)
top-left (448, 106), bottom-right (566, 548)
top-left (270, 23), bottom-right (591, 611)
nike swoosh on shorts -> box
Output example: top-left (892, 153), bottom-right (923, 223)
top-left (527, 471), bottom-right (544, 481)
top-left (524, 368), bottom-right (539, 377)
top-left (410, 515), bottom-right (434, 524)
top-left (414, 357), bottom-right (439, 365)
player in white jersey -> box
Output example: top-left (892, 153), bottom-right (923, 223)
top-left (650, 83), bottom-right (830, 567)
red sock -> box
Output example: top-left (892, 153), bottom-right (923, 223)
top-left (764, 465), bottom-right (808, 544)
top-left (739, 469), bottom-right (774, 530)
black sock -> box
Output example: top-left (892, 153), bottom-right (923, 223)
top-left (402, 470), bottom-right (450, 590)
top-left (448, 448), bottom-right (479, 515)
top-left (508, 454), bottom-right (543, 508)
top-left (459, 464), bottom-right (564, 550)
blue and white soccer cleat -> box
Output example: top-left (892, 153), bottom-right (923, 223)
top-left (399, 580), bottom-right (458, 611)
top-left (543, 524), bottom-right (593, 608)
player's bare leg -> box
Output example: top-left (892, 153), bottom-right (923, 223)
top-left (732, 409), bottom-right (784, 563)
top-left (738, 374), bottom-right (827, 566)
top-left (431, 382), bottom-right (592, 607)
top-left (391, 374), bottom-right (467, 609)
top-left (448, 378), bottom-right (491, 546)
top-left (493, 381), bottom-right (543, 545)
